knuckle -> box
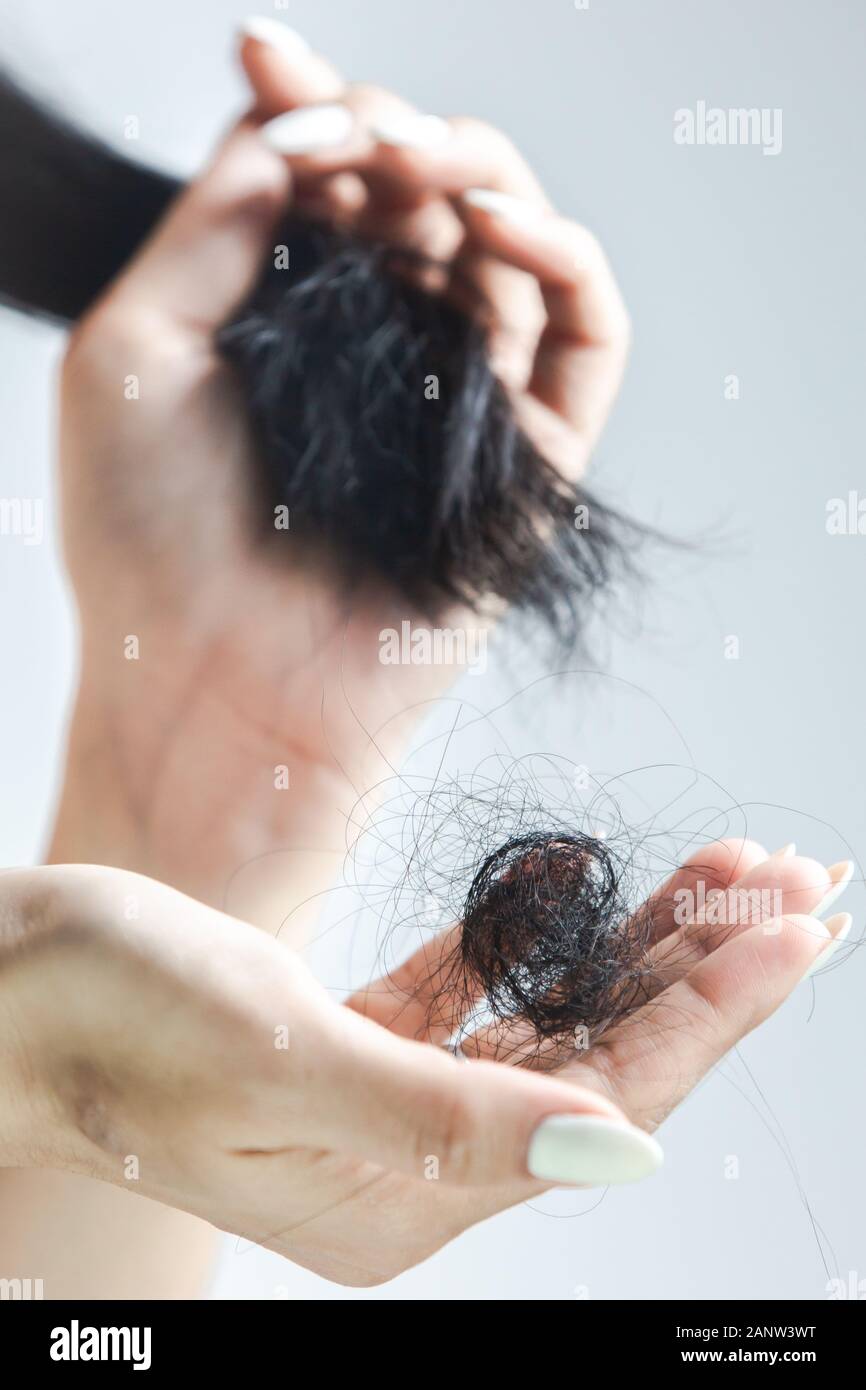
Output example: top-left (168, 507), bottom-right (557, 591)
top-left (716, 836), bottom-right (763, 873)
top-left (453, 115), bottom-right (515, 154)
top-left (678, 970), bottom-right (729, 1039)
top-left (215, 166), bottom-right (288, 224)
top-left (238, 171), bottom-right (290, 221)
top-left (348, 82), bottom-right (400, 111)
top-left (374, 142), bottom-right (427, 182)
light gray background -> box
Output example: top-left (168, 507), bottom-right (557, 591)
top-left (1, 0), bottom-right (863, 1300)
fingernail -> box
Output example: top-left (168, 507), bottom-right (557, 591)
top-left (463, 188), bottom-right (546, 225)
top-left (371, 113), bottom-right (451, 150)
top-left (803, 911), bottom-right (853, 980)
top-left (813, 860), bottom-right (854, 919)
top-left (261, 104), bottom-right (353, 154)
top-left (771, 843), bottom-right (796, 858)
top-left (240, 17), bottom-right (311, 56)
top-left (527, 1114), bottom-right (663, 1187)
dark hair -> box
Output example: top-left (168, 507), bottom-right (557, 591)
top-left (0, 73), bottom-right (640, 638)
top-left (443, 830), bottom-right (653, 1065)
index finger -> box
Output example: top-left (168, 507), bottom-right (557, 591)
top-left (570, 911), bottom-right (842, 1131)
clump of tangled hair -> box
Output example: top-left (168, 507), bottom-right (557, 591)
top-left (0, 72), bottom-right (640, 639)
top-left (446, 831), bottom-right (651, 1066)
top-left (337, 758), bottom-right (661, 1068)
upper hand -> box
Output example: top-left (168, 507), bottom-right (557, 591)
top-left (53, 32), bottom-right (631, 921)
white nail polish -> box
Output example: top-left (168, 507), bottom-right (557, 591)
top-left (240, 17), bottom-right (311, 56)
top-left (813, 861), bottom-right (854, 919)
top-left (370, 113), bottom-right (451, 150)
top-left (527, 1114), bottom-right (663, 1187)
top-left (463, 188), bottom-right (545, 225)
top-left (261, 104), bottom-right (353, 154)
top-left (803, 912), bottom-right (853, 980)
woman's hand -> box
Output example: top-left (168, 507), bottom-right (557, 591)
top-left (1, 863), bottom-right (650, 1288)
top-left (3, 841), bottom-right (848, 1287)
top-left (51, 26), bottom-right (631, 930)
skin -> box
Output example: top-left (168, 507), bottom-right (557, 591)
top-left (0, 29), bottom-right (851, 1295)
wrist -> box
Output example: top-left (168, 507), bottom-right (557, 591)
top-left (49, 691), bottom-right (359, 937)
top-left (50, 625), bottom-right (423, 938)
top-left (47, 729), bottom-right (159, 880)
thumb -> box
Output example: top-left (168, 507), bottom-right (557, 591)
top-left (107, 118), bottom-right (290, 333)
top-left (310, 1007), bottom-right (663, 1189)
